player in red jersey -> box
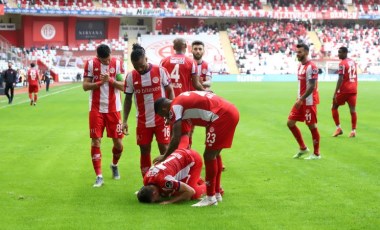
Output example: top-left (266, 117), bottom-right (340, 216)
top-left (331, 46), bottom-right (358, 138)
top-left (27, 63), bottom-right (41, 106)
top-left (123, 44), bottom-right (175, 178)
top-left (82, 44), bottom-right (126, 187)
top-left (154, 91), bottom-right (239, 207)
top-left (159, 37), bottom-right (206, 96)
top-left (137, 148), bottom-right (206, 204)
top-left (191, 40), bottom-right (213, 90)
top-left (288, 43), bottom-right (321, 160)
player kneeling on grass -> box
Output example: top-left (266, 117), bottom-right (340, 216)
top-left (137, 148), bottom-right (206, 205)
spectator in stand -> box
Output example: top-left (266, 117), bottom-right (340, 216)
top-left (2, 61), bottom-right (18, 104)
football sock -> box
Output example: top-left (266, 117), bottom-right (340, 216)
top-left (112, 146), bottom-right (123, 165)
top-left (215, 155), bottom-right (223, 193)
top-left (140, 153), bottom-right (151, 177)
top-left (91, 146), bottom-right (102, 176)
top-left (29, 93), bottom-right (33, 101)
top-left (351, 112), bottom-right (357, 130)
top-left (310, 128), bottom-right (320, 156)
top-left (332, 108), bottom-right (340, 126)
top-left (205, 159), bottom-right (217, 196)
top-left (178, 135), bottom-right (190, 149)
top-left (289, 126), bottom-right (307, 150)
top-left (34, 94), bottom-right (38, 102)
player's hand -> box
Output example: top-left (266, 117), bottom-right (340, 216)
top-left (100, 73), bottom-right (110, 83)
top-left (122, 123), bottom-right (129, 135)
top-left (295, 99), bottom-right (303, 109)
top-left (153, 155), bottom-right (165, 164)
top-left (160, 201), bottom-right (171, 205)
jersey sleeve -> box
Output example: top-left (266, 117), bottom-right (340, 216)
top-left (191, 60), bottom-right (196, 76)
top-left (117, 59), bottom-right (125, 75)
top-left (83, 60), bottom-right (93, 78)
top-left (159, 67), bottom-right (171, 87)
top-left (171, 104), bottom-right (184, 122)
top-left (124, 72), bottom-right (134, 94)
top-left (307, 63), bottom-right (319, 80)
top-left (338, 60), bottom-right (345, 75)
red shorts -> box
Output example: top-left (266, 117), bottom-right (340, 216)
top-left (288, 104), bottom-right (318, 125)
top-left (205, 104), bottom-right (240, 150)
top-left (179, 149), bottom-right (205, 200)
top-left (28, 85), bottom-right (39, 94)
top-left (136, 122), bottom-right (170, 145)
top-left (335, 93), bottom-right (357, 106)
top-left (89, 111), bottom-right (124, 139)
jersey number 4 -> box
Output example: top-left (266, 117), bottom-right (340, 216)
top-left (170, 64), bottom-right (180, 82)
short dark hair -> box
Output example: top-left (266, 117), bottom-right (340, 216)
top-left (97, 44), bottom-right (111, 59)
top-left (30, 63), bottom-right (35, 68)
top-left (191, 40), bottom-right (204, 47)
top-left (296, 43), bottom-right (309, 52)
top-left (137, 186), bottom-right (154, 203)
top-left (173, 38), bottom-right (186, 52)
top-left (131, 43), bottom-right (146, 62)
top-left (339, 46), bottom-right (348, 53)
top-left (154, 97), bottom-right (168, 114)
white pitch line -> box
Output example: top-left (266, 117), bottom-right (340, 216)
top-left (0, 85), bottom-right (82, 110)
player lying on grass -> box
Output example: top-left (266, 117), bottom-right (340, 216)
top-left (137, 148), bottom-right (206, 205)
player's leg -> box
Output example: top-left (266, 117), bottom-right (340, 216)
top-left (137, 126), bottom-right (154, 177)
top-left (33, 86), bottom-right (39, 105)
top-left (28, 86), bottom-right (33, 105)
top-left (192, 148), bottom-right (220, 207)
top-left (288, 105), bottom-right (308, 157)
top-left (89, 111), bottom-right (105, 187)
top-left (4, 84), bottom-right (11, 103)
top-left (332, 95), bottom-right (343, 136)
top-left (155, 123), bottom-right (170, 155)
top-left (186, 150), bottom-right (205, 200)
top-left (105, 112), bottom-right (124, 179)
top-left (10, 85), bottom-right (14, 103)
top-left (348, 94), bottom-right (357, 137)
top-left (215, 153), bottom-right (223, 201)
top-left (305, 106), bottom-right (320, 160)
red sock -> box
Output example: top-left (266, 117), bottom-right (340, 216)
top-left (351, 112), bottom-right (357, 130)
top-left (112, 146), bottom-right (123, 165)
top-left (178, 135), bottom-right (190, 149)
top-left (29, 93), bottom-right (33, 100)
top-left (34, 94), bottom-right (38, 102)
top-left (332, 109), bottom-right (340, 126)
top-left (91, 146), bottom-right (102, 176)
top-left (140, 153), bottom-right (151, 177)
top-left (310, 128), bottom-right (320, 156)
top-left (289, 126), bottom-right (306, 149)
top-left (205, 159), bottom-right (217, 196)
top-left (215, 155), bottom-right (223, 193)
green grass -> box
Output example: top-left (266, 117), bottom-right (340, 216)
top-left (0, 81), bottom-right (379, 230)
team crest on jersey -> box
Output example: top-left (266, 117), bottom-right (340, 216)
top-left (165, 181), bottom-right (173, 188)
top-left (306, 109), bottom-right (310, 113)
top-left (152, 77), bottom-right (159, 84)
top-left (202, 69), bottom-right (208, 74)
top-left (209, 126), bottom-right (215, 132)
top-left (109, 68), bottom-right (116, 74)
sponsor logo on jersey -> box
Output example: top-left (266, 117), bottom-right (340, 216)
top-left (170, 57), bottom-right (185, 64)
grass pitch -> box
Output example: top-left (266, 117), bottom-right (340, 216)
top-left (0, 81), bottom-right (379, 229)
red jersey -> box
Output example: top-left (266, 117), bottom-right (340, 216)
top-left (169, 91), bottom-right (235, 127)
top-left (83, 57), bottom-right (124, 113)
top-left (297, 61), bottom-right (319, 106)
top-left (160, 54), bottom-right (196, 96)
top-left (143, 149), bottom-right (197, 197)
top-left (189, 61), bottom-right (212, 91)
top-left (338, 58), bottom-right (358, 94)
top-left (124, 64), bottom-right (171, 128)
top-left (27, 68), bottom-right (40, 86)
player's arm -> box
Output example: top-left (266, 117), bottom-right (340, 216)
top-left (191, 74), bottom-right (206, 91)
top-left (333, 74), bottom-right (344, 100)
top-left (202, 75), bottom-right (212, 88)
top-left (109, 78), bottom-right (124, 91)
top-left (295, 79), bottom-right (316, 108)
top-left (165, 84), bottom-right (175, 100)
top-left (83, 77), bottom-right (103, 91)
top-left (160, 182), bottom-right (195, 205)
top-left (154, 120), bottom-right (182, 163)
top-left (123, 93), bottom-right (133, 135)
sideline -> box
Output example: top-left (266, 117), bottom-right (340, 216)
top-left (0, 84), bottom-right (82, 110)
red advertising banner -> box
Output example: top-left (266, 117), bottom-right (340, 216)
top-left (33, 21), bottom-right (64, 42)
top-left (155, 18), bottom-right (162, 31)
top-left (0, 4), bottom-right (4, 16)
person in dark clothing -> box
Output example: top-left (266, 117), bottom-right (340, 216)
top-left (43, 69), bottom-right (51, 92)
top-left (3, 61), bottom-right (18, 104)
